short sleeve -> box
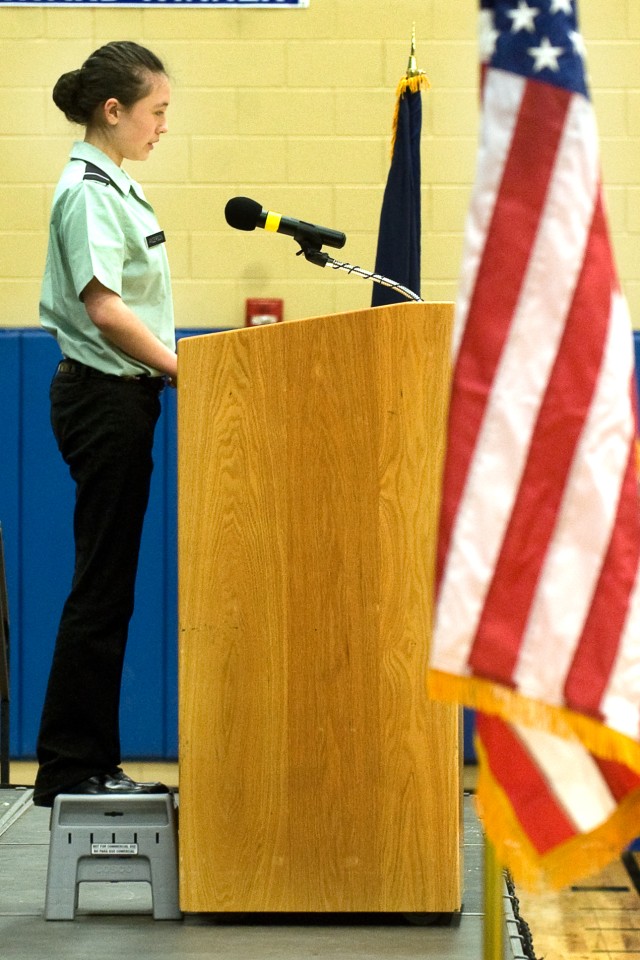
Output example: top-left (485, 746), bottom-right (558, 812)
top-left (59, 181), bottom-right (126, 299)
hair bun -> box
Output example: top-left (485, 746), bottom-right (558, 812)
top-left (52, 69), bottom-right (88, 125)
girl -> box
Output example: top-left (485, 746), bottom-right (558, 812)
top-left (34, 41), bottom-right (176, 806)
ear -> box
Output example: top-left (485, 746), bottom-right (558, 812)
top-left (102, 97), bottom-right (120, 126)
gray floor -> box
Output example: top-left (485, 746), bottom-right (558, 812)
top-left (0, 787), bottom-right (493, 960)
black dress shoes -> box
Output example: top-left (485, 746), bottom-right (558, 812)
top-left (33, 769), bottom-right (170, 807)
top-left (66, 770), bottom-right (170, 798)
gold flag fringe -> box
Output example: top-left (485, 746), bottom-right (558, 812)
top-left (388, 73), bottom-right (430, 158)
top-left (428, 669), bottom-right (640, 775)
top-left (474, 736), bottom-right (640, 891)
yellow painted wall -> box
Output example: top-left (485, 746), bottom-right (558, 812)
top-left (0, 0), bottom-right (638, 329)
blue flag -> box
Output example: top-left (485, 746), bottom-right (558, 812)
top-left (372, 75), bottom-right (428, 307)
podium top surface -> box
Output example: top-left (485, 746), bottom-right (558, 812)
top-left (177, 301), bottom-right (455, 353)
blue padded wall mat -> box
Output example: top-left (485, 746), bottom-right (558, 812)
top-left (0, 328), bottom-right (216, 759)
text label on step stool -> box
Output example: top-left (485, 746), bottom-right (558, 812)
top-left (91, 843), bottom-right (138, 856)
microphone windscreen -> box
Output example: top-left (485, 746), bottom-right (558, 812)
top-left (225, 196), bottom-right (262, 231)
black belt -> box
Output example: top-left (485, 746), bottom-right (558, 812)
top-left (56, 358), bottom-right (166, 388)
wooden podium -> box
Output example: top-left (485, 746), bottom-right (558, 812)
top-left (177, 302), bottom-right (461, 914)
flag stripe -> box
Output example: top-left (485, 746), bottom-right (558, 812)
top-left (515, 724), bottom-right (619, 834)
top-left (453, 70), bottom-right (525, 360)
top-left (476, 715), bottom-right (578, 853)
top-left (435, 82), bottom-right (599, 678)
top-left (594, 754), bottom-right (640, 803)
top-left (469, 191), bottom-right (615, 683)
top-left (602, 557), bottom-right (640, 739)
top-left (513, 291), bottom-right (636, 710)
top-left (436, 78), bottom-right (571, 589)
top-left (478, 716), bottom-right (623, 844)
top-left (565, 433), bottom-right (640, 716)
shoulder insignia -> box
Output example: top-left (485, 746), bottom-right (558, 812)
top-left (83, 162), bottom-right (111, 186)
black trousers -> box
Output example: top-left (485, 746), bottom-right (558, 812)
top-left (34, 363), bottom-right (163, 803)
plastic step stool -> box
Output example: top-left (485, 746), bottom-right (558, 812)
top-left (44, 792), bottom-right (181, 920)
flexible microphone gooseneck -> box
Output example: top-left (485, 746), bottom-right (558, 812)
top-left (224, 195), bottom-right (422, 303)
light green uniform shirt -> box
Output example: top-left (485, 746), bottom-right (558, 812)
top-left (40, 141), bottom-right (175, 377)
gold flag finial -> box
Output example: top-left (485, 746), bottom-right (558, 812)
top-left (406, 23), bottom-right (425, 78)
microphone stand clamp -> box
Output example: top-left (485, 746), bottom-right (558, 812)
top-left (294, 226), bottom-right (331, 267)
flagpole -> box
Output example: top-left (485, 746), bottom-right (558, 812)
top-left (483, 835), bottom-right (504, 960)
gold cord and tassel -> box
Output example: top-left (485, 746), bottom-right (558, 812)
top-left (389, 24), bottom-right (430, 156)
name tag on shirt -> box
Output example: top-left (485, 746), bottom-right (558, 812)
top-left (146, 231), bottom-right (166, 248)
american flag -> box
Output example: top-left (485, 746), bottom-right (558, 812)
top-left (429, 0), bottom-right (640, 888)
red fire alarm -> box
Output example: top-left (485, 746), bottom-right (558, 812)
top-left (245, 297), bottom-right (284, 327)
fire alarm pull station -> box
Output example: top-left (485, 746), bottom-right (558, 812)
top-left (245, 298), bottom-right (284, 327)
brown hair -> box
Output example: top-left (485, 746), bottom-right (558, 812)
top-left (52, 41), bottom-right (166, 126)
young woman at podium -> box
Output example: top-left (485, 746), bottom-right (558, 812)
top-left (33, 41), bottom-right (177, 807)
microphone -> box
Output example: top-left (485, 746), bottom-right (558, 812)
top-left (224, 196), bottom-right (346, 250)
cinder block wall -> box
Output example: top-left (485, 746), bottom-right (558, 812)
top-left (0, 0), bottom-right (637, 330)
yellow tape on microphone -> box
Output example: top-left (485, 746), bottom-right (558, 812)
top-left (264, 211), bottom-right (282, 233)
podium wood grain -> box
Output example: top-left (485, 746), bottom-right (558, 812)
top-left (177, 302), bottom-right (461, 913)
